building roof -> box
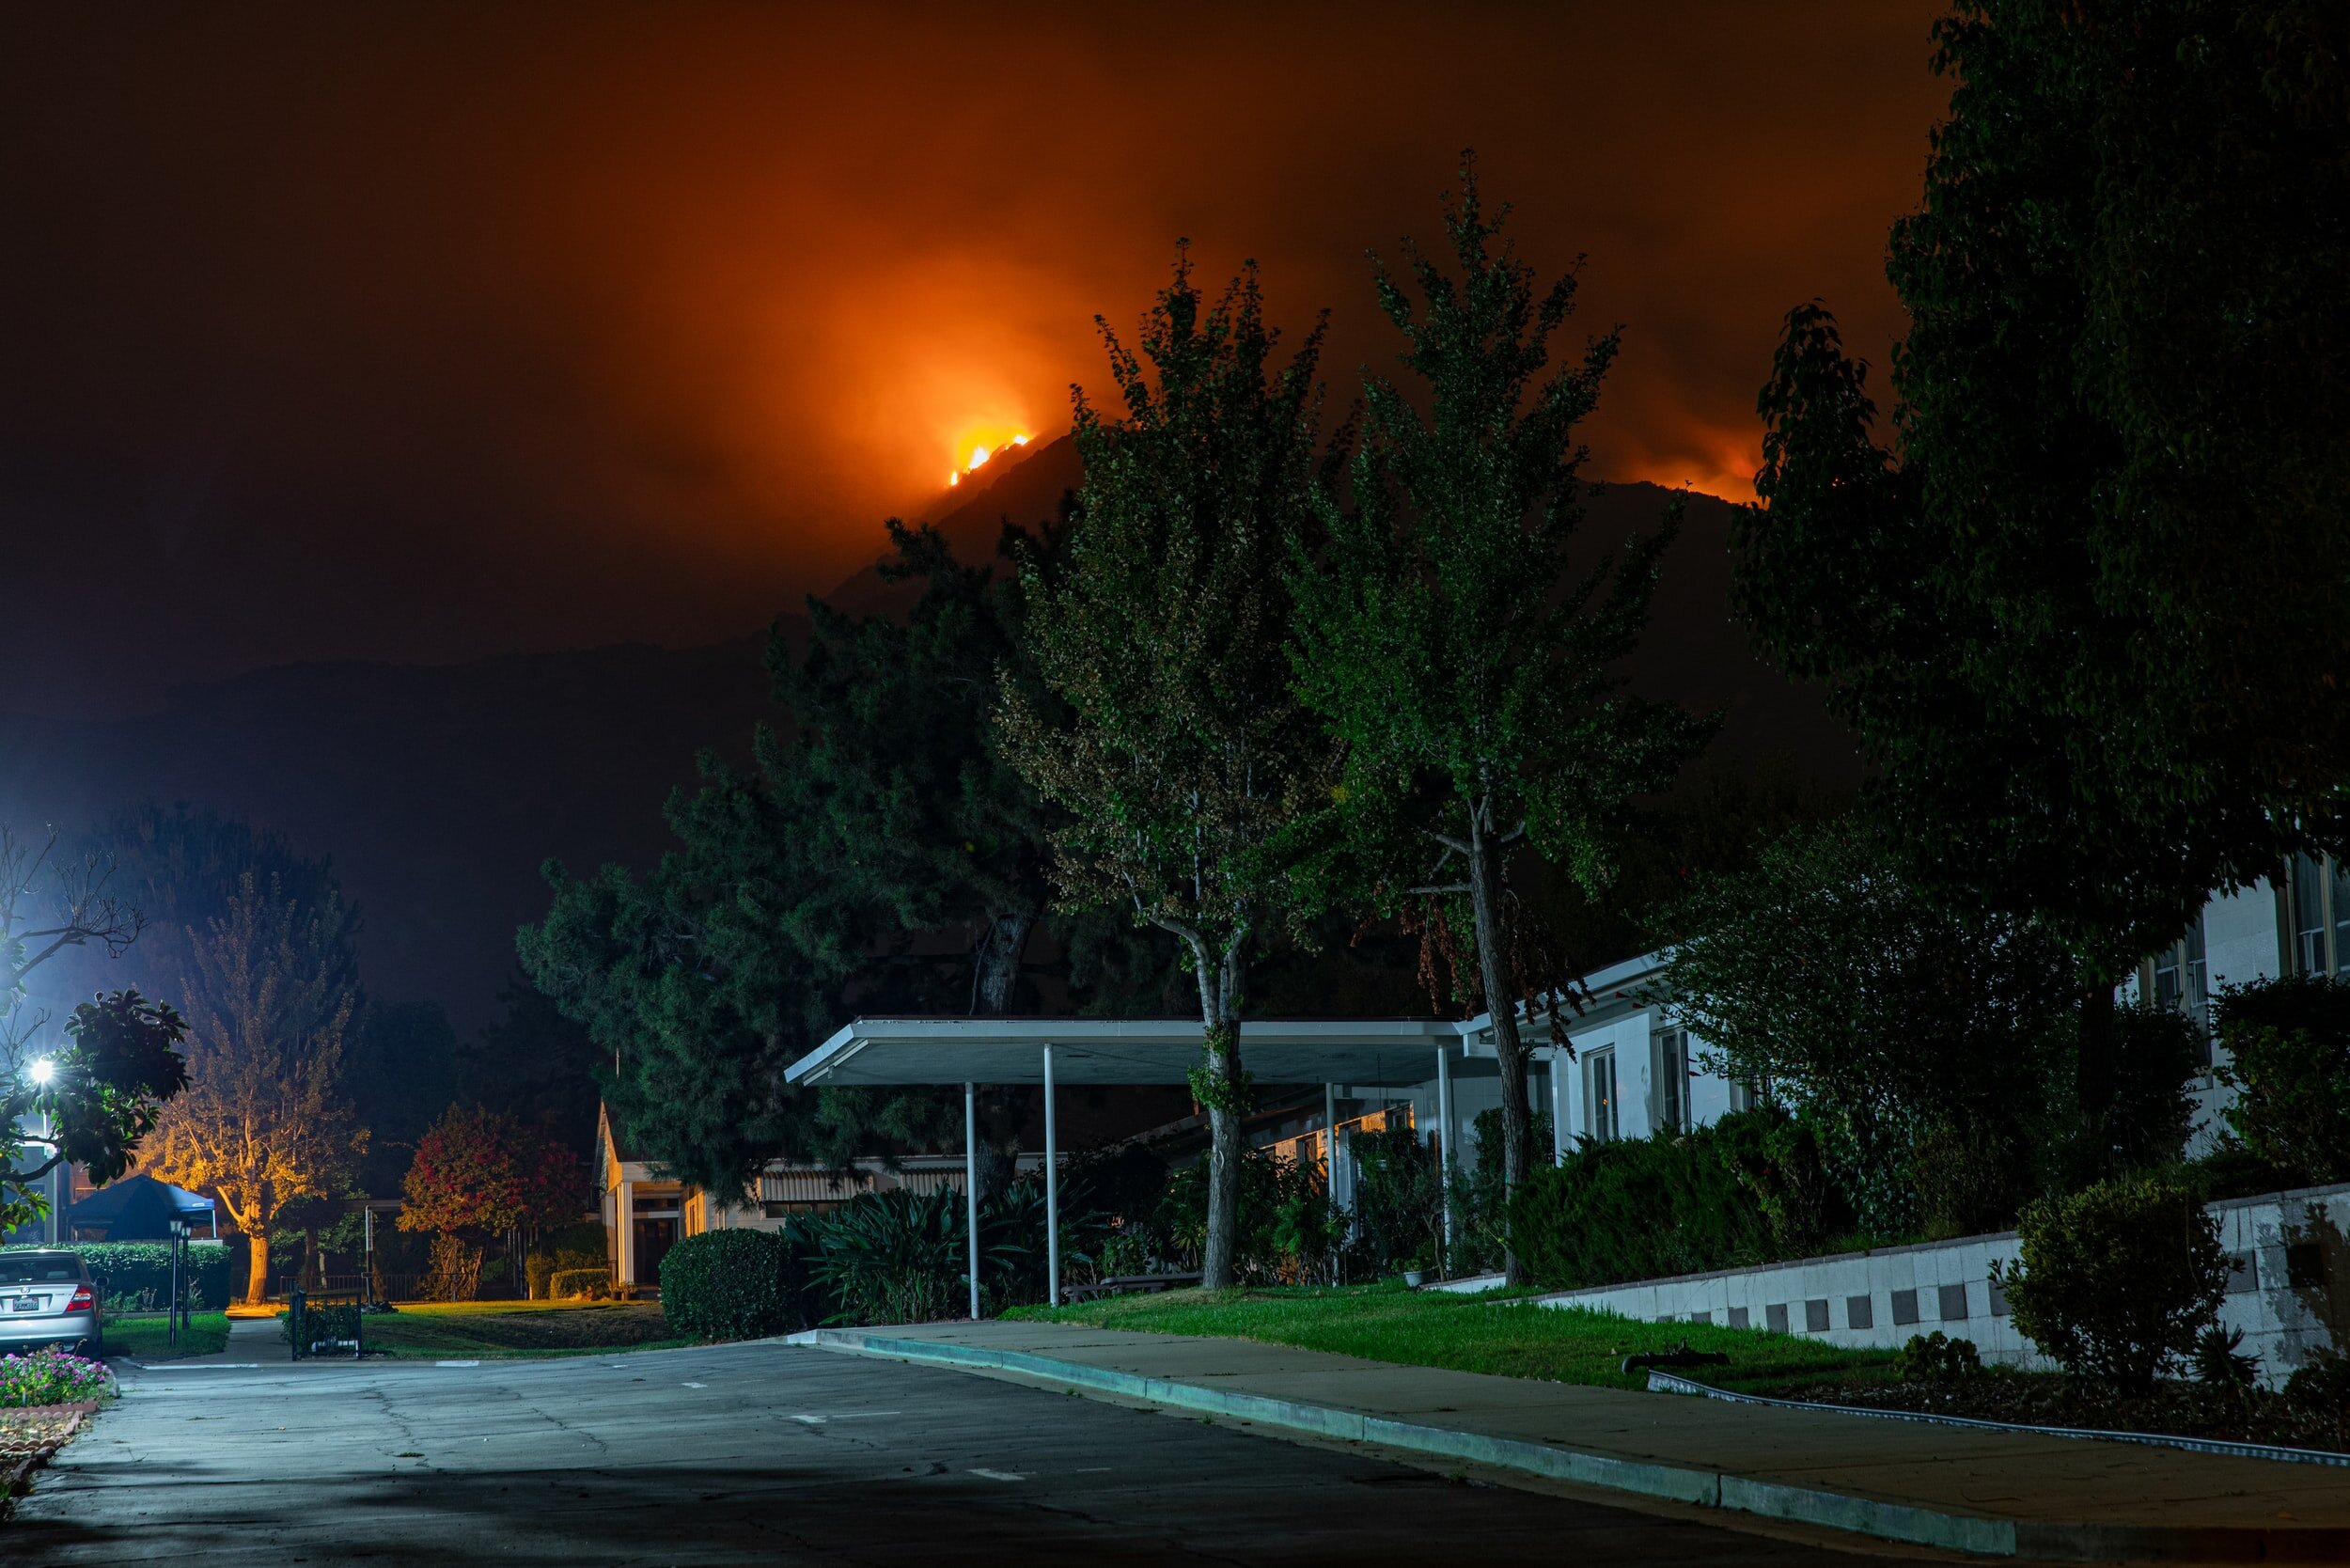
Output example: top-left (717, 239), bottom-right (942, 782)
top-left (786, 1015), bottom-right (1499, 1089)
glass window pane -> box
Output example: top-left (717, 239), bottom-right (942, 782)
top-left (2295, 854), bottom-right (2328, 974)
top-left (2331, 857), bottom-right (2350, 979)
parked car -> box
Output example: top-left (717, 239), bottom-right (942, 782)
top-left (0, 1250), bottom-right (102, 1356)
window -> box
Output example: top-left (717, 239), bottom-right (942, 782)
top-left (1653, 1027), bottom-right (1688, 1133)
top-left (1586, 1050), bottom-right (1618, 1142)
top-left (2150, 916), bottom-right (2208, 1019)
top-left (2143, 912), bottom-right (2213, 1068)
top-left (2286, 854), bottom-right (2350, 980)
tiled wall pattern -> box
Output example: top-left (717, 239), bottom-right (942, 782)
top-left (1526, 1183), bottom-right (2350, 1388)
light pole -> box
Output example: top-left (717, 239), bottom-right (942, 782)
top-left (168, 1217), bottom-right (188, 1351)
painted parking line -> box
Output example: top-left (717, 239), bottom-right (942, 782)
top-left (789, 1414), bottom-right (824, 1425)
top-left (969, 1468), bottom-right (1026, 1482)
top-left (435, 1360), bottom-right (480, 1368)
top-left (682, 1381), bottom-right (707, 1388)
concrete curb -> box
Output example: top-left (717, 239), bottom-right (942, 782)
top-left (791, 1328), bottom-right (2350, 1563)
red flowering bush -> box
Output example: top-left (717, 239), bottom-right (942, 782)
top-left (400, 1105), bottom-right (585, 1237)
top-left (400, 1106), bottom-right (587, 1299)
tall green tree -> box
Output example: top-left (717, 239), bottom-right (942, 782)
top-left (999, 253), bottom-right (1331, 1288)
top-left (1288, 165), bottom-right (1709, 1280)
top-left (1739, 2), bottom-right (2350, 1157)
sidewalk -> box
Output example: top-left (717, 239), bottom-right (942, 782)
top-left (796, 1320), bottom-right (2350, 1563)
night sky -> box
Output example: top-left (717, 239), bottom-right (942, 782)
top-left (3, 4), bottom-right (1946, 719)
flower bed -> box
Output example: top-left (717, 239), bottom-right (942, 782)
top-left (0, 1348), bottom-right (114, 1409)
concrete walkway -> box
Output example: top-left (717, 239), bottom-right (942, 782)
top-left (799, 1320), bottom-right (2350, 1562)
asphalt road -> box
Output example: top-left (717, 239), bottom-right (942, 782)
top-left (10, 1343), bottom-right (1919, 1565)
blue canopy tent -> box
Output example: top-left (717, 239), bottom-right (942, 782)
top-left (67, 1174), bottom-right (218, 1242)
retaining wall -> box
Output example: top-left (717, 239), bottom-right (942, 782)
top-left (1530, 1182), bottom-right (2350, 1386)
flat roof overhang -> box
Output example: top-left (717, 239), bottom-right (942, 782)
top-left (786, 1015), bottom-right (1502, 1089)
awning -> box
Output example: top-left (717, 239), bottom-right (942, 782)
top-left (786, 1015), bottom-right (1496, 1089)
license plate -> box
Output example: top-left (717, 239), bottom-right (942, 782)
top-left (9, 1297), bottom-right (39, 1312)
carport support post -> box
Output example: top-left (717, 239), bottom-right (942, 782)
top-left (1043, 1045), bottom-right (1059, 1308)
top-left (1435, 1044), bottom-right (1454, 1261)
top-left (964, 1081), bottom-right (980, 1321)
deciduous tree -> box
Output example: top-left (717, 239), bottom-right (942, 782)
top-left (141, 871), bottom-right (366, 1304)
top-left (999, 253), bottom-right (1332, 1288)
top-left (1288, 165), bottom-right (1708, 1281)
top-left (400, 1104), bottom-right (587, 1299)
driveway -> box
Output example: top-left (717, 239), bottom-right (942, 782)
top-left (11, 1342), bottom-right (1915, 1564)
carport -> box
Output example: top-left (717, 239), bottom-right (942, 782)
top-left (786, 1016), bottom-right (1505, 1314)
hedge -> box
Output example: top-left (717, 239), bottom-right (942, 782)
top-left (1505, 1108), bottom-right (1848, 1291)
top-left (0, 1242), bottom-right (232, 1311)
top-left (546, 1266), bottom-right (611, 1301)
top-left (659, 1228), bottom-right (823, 1341)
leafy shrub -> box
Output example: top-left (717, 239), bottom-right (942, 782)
top-left (525, 1221), bottom-right (608, 1300)
top-left (2192, 1325), bottom-right (2260, 1389)
top-left (1159, 1148), bottom-right (1330, 1283)
top-left (659, 1228), bottom-right (820, 1340)
top-left (810, 1188), bottom-right (1001, 1325)
top-left (2101, 1002), bottom-right (2202, 1172)
top-left (1890, 1331), bottom-right (1982, 1383)
top-left (547, 1267), bottom-right (611, 1301)
top-left (1997, 1176), bottom-right (2231, 1394)
top-left (1909, 1123), bottom-right (2027, 1240)
top-left (2283, 1352), bottom-right (2350, 1413)
top-left (0, 1347), bottom-right (113, 1406)
top-left (1348, 1125), bottom-right (1446, 1275)
top-left (4, 1242), bottom-right (233, 1313)
top-left (1449, 1108), bottom-right (1552, 1275)
top-left (1506, 1108), bottom-right (1846, 1292)
top-left (2215, 976), bottom-right (2350, 1184)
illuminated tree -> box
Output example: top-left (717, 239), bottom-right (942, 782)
top-left (1740, 1), bottom-right (2350, 1160)
top-left (1288, 165), bottom-right (1708, 1281)
top-left (141, 871), bottom-right (366, 1304)
top-left (999, 253), bottom-right (1332, 1288)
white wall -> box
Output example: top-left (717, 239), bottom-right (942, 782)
top-left (1531, 1183), bottom-right (2350, 1390)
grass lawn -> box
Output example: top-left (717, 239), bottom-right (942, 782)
top-left (1010, 1282), bottom-right (1896, 1393)
top-left (102, 1310), bottom-right (231, 1360)
top-left (361, 1301), bottom-right (690, 1358)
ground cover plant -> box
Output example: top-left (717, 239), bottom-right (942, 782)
top-left (1752, 1335), bottom-right (2350, 1457)
top-left (357, 1301), bottom-right (686, 1358)
top-left (99, 1310), bottom-right (231, 1359)
top-left (0, 1348), bottom-right (113, 1407)
top-left (1014, 1283), bottom-right (1889, 1392)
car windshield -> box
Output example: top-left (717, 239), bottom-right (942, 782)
top-left (0, 1256), bottom-right (81, 1284)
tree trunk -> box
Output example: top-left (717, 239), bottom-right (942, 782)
top-left (244, 1219), bottom-right (272, 1306)
top-left (971, 912), bottom-right (1036, 1016)
top-left (2076, 978), bottom-right (2118, 1175)
top-left (1465, 810), bottom-right (1532, 1288)
top-left (1192, 937), bottom-right (1247, 1290)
